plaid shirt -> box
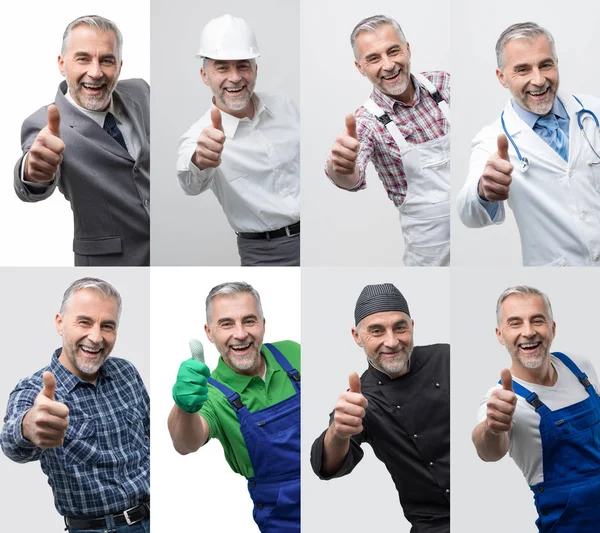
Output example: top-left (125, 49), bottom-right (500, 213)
top-left (1, 350), bottom-right (150, 517)
top-left (327, 71), bottom-right (450, 208)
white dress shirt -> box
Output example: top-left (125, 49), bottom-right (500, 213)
top-left (176, 92), bottom-right (300, 233)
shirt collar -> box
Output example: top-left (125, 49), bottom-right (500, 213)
top-left (212, 93), bottom-right (274, 138)
top-left (370, 74), bottom-right (421, 115)
top-left (510, 97), bottom-right (568, 129)
top-left (64, 89), bottom-right (120, 128)
top-left (213, 344), bottom-right (280, 393)
top-left (50, 348), bottom-right (111, 392)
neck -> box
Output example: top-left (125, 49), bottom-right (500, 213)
top-left (390, 76), bottom-right (415, 105)
top-left (512, 359), bottom-right (556, 387)
top-left (215, 97), bottom-right (255, 120)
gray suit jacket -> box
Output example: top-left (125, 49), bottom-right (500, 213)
top-left (14, 79), bottom-right (150, 266)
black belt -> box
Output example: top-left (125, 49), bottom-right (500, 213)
top-left (238, 221), bottom-right (300, 240)
top-left (64, 502), bottom-right (149, 530)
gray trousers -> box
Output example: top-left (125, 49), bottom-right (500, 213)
top-left (236, 234), bottom-right (300, 266)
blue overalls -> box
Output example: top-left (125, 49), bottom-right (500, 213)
top-left (207, 343), bottom-right (300, 532)
top-left (510, 352), bottom-right (600, 532)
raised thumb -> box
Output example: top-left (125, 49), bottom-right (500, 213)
top-left (349, 372), bottom-right (361, 394)
top-left (41, 371), bottom-right (57, 400)
top-left (47, 104), bottom-right (61, 138)
top-left (501, 368), bottom-right (513, 392)
top-left (345, 113), bottom-right (357, 139)
top-left (497, 134), bottom-right (509, 161)
top-left (211, 107), bottom-right (223, 132)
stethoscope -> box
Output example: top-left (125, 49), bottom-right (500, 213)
top-left (500, 95), bottom-right (600, 172)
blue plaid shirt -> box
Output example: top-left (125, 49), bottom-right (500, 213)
top-left (1, 350), bottom-right (150, 517)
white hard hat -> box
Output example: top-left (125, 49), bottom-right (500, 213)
top-left (196, 14), bottom-right (260, 60)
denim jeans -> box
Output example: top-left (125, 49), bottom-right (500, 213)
top-left (68, 516), bottom-right (150, 533)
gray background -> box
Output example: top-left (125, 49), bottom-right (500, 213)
top-left (450, 0), bottom-right (600, 266)
top-left (301, 0), bottom-right (451, 266)
top-left (302, 267), bottom-right (450, 531)
top-left (451, 267), bottom-right (600, 532)
top-left (0, 268), bottom-right (150, 531)
top-left (150, 0), bottom-right (300, 265)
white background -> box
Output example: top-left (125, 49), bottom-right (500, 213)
top-left (0, 268), bottom-right (150, 531)
top-left (150, 267), bottom-right (300, 531)
top-left (150, 0), bottom-right (300, 265)
top-left (301, 0), bottom-right (451, 266)
top-left (0, 1), bottom-right (150, 266)
top-left (450, 0), bottom-right (600, 266)
top-left (451, 267), bottom-right (600, 532)
top-left (302, 267), bottom-right (450, 531)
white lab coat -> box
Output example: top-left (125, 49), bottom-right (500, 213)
top-left (456, 91), bottom-right (600, 266)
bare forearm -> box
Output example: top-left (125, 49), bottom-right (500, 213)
top-left (321, 423), bottom-right (351, 476)
top-left (327, 160), bottom-right (360, 190)
top-left (472, 420), bottom-right (509, 462)
top-left (168, 404), bottom-right (209, 455)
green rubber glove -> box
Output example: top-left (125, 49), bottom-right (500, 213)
top-left (172, 358), bottom-right (211, 413)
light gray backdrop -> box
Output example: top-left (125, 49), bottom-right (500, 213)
top-left (150, 0), bottom-right (300, 265)
top-left (450, 0), bottom-right (600, 266)
top-left (451, 267), bottom-right (600, 532)
top-left (302, 267), bottom-right (450, 531)
top-left (0, 268), bottom-right (150, 531)
top-left (301, 0), bottom-right (451, 266)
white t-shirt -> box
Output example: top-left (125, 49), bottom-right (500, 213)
top-left (477, 353), bottom-right (600, 485)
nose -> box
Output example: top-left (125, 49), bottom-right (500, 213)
top-left (232, 322), bottom-right (247, 340)
top-left (381, 54), bottom-right (395, 72)
top-left (383, 329), bottom-right (400, 349)
top-left (87, 59), bottom-right (103, 79)
top-left (529, 68), bottom-right (545, 87)
top-left (87, 324), bottom-right (103, 344)
top-left (228, 68), bottom-right (243, 83)
top-left (521, 321), bottom-right (536, 338)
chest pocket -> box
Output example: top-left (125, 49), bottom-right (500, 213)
top-left (63, 417), bottom-right (97, 464)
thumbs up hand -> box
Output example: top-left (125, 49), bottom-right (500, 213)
top-left (478, 134), bottom-right (514, 202)
top-left (330, 113), bottom-right (360, 176)
top-left (485, 369), bottom-right (517, 435)
top-left (331, 372), bottom-right (368, 439)
top-left (193, 107), bottom-right (226, 170)
top-left (22, 372), bottom-right (70, 449)
top-left (25, 105), bottom-right (66, 183)
top-left (172, 341), bottom-right (211, 414)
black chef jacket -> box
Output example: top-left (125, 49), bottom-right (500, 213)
top-left (311, 344), bottom-right (450, 533)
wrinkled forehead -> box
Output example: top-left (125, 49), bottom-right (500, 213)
top-left (64, 25), bottom-right (119, 55)
top-left (355, 23), bottom-right (406, 55)
top-left (359, 310), bottom-right (411, 329)
top-left (209, 292), bottom-right (261, 321)
top-left (62, 288), bottom-right (119, 317)
top-left (499, 294), bottom-right (549, 321)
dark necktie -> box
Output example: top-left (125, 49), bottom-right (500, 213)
top-left (103, 112), bottom-right (128, 152)
top-left (533, 113), bottom-right (568, 162)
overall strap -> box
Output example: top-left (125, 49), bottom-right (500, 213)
top-left (499, 378), bottom-right (551, 416)
top-left (552, 352), bottom-right (595, 395)
top-left (264, 343), bottom-right (301, 392)
top-left (413, 72), bottom-right (451, 123)
top-left (207, 377), bottom-right (245, 412)
top-left (362, 98), bottom-right (409, 150)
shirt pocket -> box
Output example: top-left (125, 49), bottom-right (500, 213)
top-left (63, 417), bottom-right (97, 464)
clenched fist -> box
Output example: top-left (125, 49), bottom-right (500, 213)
top-left (25, 105), bottom-right (65, 183)
top-left (478, 134), bottom-right (513, 202)
top-left (192, 107), bottom-right (226, 170)
top-left (22, 371), bottom-right (69, 448)
top-left (331, 372), bottom-right (368, 439)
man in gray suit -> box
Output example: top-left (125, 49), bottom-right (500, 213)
top-left (14, 15), bottom-right (150, 266)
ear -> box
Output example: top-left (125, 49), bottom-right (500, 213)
top-left (406, 41), bottom-right (411, 56)
top-left (551, 321), bottom-right (556, 339)
top-left (200, 67), bottom-right (209, 87)
top-left (55, 313), bottom-right (64, 337)
top-left (351, 327), bottom-right (363, 348)
top-left (117, 59), bottom-right (123, 76)
top-left (354, 60), bottom-right (366, 77)
top-left (204, 323), bottom-right (215, 344)
top-left (495, 327), bottom-right (504, 345)
top-left (58, 55), bottom-right (65, 77)
top-left (496, 67), bottom-right (508, 89)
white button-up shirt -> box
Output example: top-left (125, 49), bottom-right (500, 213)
top-left (176, 92), bottom-right (300, 233)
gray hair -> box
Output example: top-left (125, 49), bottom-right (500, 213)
top-left (60, 277), bottom-right (122, 320)
top-left (495, 22), bottom-right (557, 69)
top-left (350, 15), bottom-right (407, 60)
top-left (496, 285), bottom-right (553, 325)
top-left (206, 282), bottom-right (263, 323)
top-left (61, 15), bottom-right (123, 62)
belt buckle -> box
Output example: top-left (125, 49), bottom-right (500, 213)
top-left (123, 505), bottom-right (142, 526)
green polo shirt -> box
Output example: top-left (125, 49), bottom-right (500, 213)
top-left (199, 340), bottom-right (300, 478)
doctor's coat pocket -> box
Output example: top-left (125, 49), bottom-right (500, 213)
top-left (63, 418), bottom-right (97, 464)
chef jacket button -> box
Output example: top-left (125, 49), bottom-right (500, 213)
top-left (144, 199), bottom-right (149, 207)
top-left (445, 489), bottom-right (450, 494)
top-left (396, 405), bottom-right (401, 409)
top-left (250, 481), bottom-right (256, 487)
top-left (429, 462), bottom-right (434, 466)
top-left (541, 509), bottom-right (548, 516)
top-left (581, 211), bottom-right (588, 220)
top-left (594, 255), bottom-right (600, 262)
top-left (413, 434), bottom-right (418, 439)
top-left (435, 383), bottom-right (440, 388)
top-left (378, 381), bottom-right (382, 385)
top-left (257, 504), bottom-right (263, 510)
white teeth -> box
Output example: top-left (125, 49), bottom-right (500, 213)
top-left (80, 346), bottom-right (101, 354)
top-left (225, 87), bottom-right (244, 93)
top-left (231, 343), bottom-right (250, 350)
top-left (520, 343), bottom-right (540, 349)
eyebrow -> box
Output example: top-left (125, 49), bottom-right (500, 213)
top-left (72, 51), bottom-right (116, 60)
top-left (366, 319), bottom-right (408, 331)
top-left (505, 313), bottom-right (547, 322)
top-left (216, 314), bottom-right (259, 325)
top-left (75, 315), bottom-right (117, 327)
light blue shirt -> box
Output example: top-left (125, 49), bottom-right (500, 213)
top-left (478, 98), bottom-right (571, 217)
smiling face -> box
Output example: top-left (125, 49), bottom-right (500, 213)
top-left (352, 311), bottom-right (414, 378)
top-left (205, 292), bottom-right (266, 376)
top-left (55, 288), bottom-right (119, 381)
top-left (496, 35), bottom-right (559, 116)
top-left (354, 24), bottom-right (412, 102)
top-left (201, 59), bottom-right (257, 118)
top-left (58, 25), bottom-right (122, 112)
top-left (496, 294), bottom-right (556, 371)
